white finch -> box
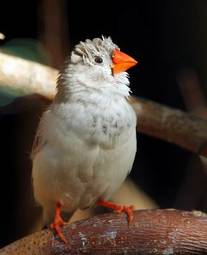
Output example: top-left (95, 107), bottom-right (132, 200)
top-left (32, 37), bottom-right (138, 242)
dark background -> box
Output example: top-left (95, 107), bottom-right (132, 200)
top-left (0, 0), bottom-right (207, 247)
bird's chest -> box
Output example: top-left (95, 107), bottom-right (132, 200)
top-left (65, 100), bottom-right (136, 148)
top-left (89, 110), bottom-right (129, 145)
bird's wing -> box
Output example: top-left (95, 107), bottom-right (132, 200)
top-left (31, 118), bottom-right (47, 160)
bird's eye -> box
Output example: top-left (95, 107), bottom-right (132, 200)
top-left (94, 56), bottom-right (103, 64)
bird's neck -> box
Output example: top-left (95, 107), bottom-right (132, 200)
top-left (55, 86), bottom-right (127, 108)
top-left (55, 64), bottom-right (131, 104)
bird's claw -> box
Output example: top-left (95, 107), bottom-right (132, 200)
top-left (97, 200), bottom-right (135, 224)
top-left (50, 201), bottom-right (67, 243)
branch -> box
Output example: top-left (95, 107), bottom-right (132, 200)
top-left (0, 52), bottom-right (57, 99)
top-left (1, 53), bottom-right (207, 156)
top-left (130, 97), bottom-right (207, 156)
top-left (0, 209), bottom-right (207, 254)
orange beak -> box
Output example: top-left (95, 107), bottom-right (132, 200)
top-left (111, 49), bottom-right (138, 75)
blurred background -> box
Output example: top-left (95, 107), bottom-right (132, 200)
top-left (0, 0), bottom-right (207, 247)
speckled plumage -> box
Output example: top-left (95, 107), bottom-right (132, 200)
top-left (32, 37), bottom-right (137, 224)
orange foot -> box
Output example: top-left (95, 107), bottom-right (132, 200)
top-left (96, 199), bottom-right (135, 224)
top-left (50, 201), bottom-right (67, 243)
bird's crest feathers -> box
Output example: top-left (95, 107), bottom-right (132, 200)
top-left (71, 37), bottom-right (118, 64)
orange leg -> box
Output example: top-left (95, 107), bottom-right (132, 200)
top-left (96, 199), bottom-right (135, 224)
top-left (50, 201), bottom-right (67, 243)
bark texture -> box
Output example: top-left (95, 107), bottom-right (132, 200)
top-left (0, 209), bottom-right (207, 255)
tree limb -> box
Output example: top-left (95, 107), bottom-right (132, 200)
top-left (130, 97), bottom-right (207, 156)
top-left (0, 209), bottom-right (206, 254)
top-left (0, 52), bottom-right (57, 99)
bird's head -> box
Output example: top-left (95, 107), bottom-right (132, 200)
top-left (57, 37), bottom-right (138, 98)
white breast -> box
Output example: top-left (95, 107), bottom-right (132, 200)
top-left (32, 94), bottom-right (137, 222)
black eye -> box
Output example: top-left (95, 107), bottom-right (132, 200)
top-left (94, 56), bottom-right (103, 64)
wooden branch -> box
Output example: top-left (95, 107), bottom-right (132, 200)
top-left (1, 52), bottom-right (207, 156)
top-left (130, 97), bottom-right (207, 156)
top-left (0, 53), bottom-right (57, 99)
top-left (0, 209), bottom-right (207, 254)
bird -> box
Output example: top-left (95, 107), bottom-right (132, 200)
top-left (31, 36), bottom-right (138, 242)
